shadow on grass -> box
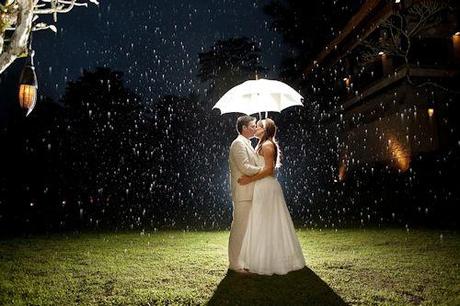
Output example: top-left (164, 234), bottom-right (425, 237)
top-left (207, 267), bottom-right (347, 306)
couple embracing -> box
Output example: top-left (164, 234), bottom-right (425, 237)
top-left (228, 115), bottom-right (305, 275)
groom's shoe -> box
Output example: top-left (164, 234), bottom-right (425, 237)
top-left (229, 267), bottom-right (242, 272)
top-left (231, 268), bottom-right (253, 275)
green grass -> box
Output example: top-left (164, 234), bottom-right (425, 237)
top-left (0, 229), bottom-right (459, 305)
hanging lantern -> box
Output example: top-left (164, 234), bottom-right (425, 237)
top-left (18, 50), bottom-right (38, 116)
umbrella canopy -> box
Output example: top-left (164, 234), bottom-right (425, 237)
top-left (213, 78), bottom-right (304, 115)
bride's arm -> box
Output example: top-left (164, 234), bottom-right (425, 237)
top-left (238, 142), bottom-right (275, 185)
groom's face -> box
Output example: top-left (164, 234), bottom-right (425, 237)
top-left (244, 120), bottom-right (257, 138)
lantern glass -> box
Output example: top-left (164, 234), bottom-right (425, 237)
top-left (19, 84), bottom-right (37, 116)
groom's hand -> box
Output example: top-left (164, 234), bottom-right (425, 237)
top-left (238, 176), bottom-right (252, 185)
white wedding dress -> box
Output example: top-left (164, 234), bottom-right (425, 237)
top-left (239, 154), bottom-right (306, 275)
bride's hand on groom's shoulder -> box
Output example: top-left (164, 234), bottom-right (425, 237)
top-left (238, 176), bottom-right (252, 186)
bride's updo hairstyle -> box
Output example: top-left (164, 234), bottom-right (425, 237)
top-left (256, 118), bottom-right (282, 168)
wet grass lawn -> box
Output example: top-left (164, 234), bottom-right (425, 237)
top-left (0, 228), bottom-right (459, 305)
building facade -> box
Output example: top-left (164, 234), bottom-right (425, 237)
top-left (305, 0), bottom-right (460, 180)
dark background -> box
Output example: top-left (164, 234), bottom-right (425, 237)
top-left (0, 0), bottom-right (458, 234)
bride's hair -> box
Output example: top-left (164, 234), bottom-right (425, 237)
top-left (256, 118), bottom-right (282, 168)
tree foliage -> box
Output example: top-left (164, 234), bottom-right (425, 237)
top-left (198, 37), bottom-right (265, 101)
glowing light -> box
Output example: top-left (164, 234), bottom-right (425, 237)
top-left (453, 33), bottom-right (460, 43)
top-left (19, 85), bottom-right (37, 116)
top-left (453, 33), bottom-right (460, 59)
top-left (387, 135), bottom-right (410, 172)
top-left (428, 108), bottom-right (434, 118)
top-left (338, 162), bottom-right (346, 181)
top-left (453, 33), bottom-right (460, 47)
top-left (378, 51), bottom-right (385, 56)
top-left (343, 77), bottom-right (351, 87)
top-left (18, 50), bottom-right (38, 117)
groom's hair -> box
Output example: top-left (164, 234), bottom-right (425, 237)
top-left (236, 115), bottom-right (256, 134)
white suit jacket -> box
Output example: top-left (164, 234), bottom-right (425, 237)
top-left (229, 135), bottom-right (262, 202)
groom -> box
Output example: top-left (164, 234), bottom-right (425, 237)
top-left (228, 115), bottom-right (262, 272)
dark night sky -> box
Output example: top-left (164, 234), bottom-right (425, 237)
top-left (11, 0), bottom-right (284, 102)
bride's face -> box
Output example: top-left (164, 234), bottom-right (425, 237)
top-left (254, 121), bottom-right (265, 139)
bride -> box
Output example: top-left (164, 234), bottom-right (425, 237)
top-left (237, 118), bottom-right (305, 275)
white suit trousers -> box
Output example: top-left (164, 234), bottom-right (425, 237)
top-left (228, 200), bottom-right (252, 270)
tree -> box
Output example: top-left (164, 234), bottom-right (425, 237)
top-left (0, 94), bottom-right (69, 233)
top-left (60, 67), bottom-right (142, 229)
top-left (0, 0), bottom-right (98, 73)
top-left (360, 0), bottom-right (454, 90)
top-left (198, 37), bottom-right (265, 103)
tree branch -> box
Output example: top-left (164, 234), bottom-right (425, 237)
top-left (0, 0), bottom-right (34, 74)
top-left (358, 0), bottom-right (454, 93)
top-left (0, 0), bottom-right (98, 74)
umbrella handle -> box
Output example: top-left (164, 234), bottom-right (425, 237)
top-left (257, 112), bottom-right (268, 120)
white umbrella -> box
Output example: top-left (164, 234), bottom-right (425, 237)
top-left (212, 78), bottom-right (304, 115)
